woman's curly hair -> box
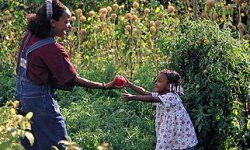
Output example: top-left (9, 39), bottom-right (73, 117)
top-left (27, 0), bottom-right (67, 38)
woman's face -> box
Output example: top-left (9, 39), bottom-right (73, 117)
top-left (51, 9), bottom-right (71, 38)
top-left (154, 73), bottom-right (169, 94)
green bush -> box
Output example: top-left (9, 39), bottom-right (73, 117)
top-left (0, 0), bottom-right (249, 149)
top-left (168, 19), bottom-right (249, 149)
top-left (0, 101), bottom-right (34, 150)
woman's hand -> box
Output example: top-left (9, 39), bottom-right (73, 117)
top-left (115, 75), bottom-right (131, 87)
top-left (104, 75), bottom-right (128, 89)
top-left (123, 76), bottom-right (132, 87)
top-left (103, 81), bottom-right (117, 89)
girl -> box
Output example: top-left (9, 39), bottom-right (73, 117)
top-left (122, 69), bottom-right (198, 150)
top-left (15, 0), bottom-right (120, 149)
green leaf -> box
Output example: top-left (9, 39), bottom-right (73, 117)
top-left (58, 140), bottom-right (71, 146)
top-left (51, 146), bottom-right (59, 150)
top-left (25, 112), bottom-right (33, 120)
top-left (0, 140), bottom-right (14, 150)
top-left (25, 131), bottom-right (34, 146)
top-left (155, 7), bottom-right (160, 13)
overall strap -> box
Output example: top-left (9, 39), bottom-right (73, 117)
top-left (18, 33), bottom-right (32, 77)
top-left (26, 37), bottom-right (55, 56)
top-left (23, 32), bottom-right (32, 48)
top-left (19, 36), bottom-right (55, 79)
top-left (21, 33), bottom-right (32, 57)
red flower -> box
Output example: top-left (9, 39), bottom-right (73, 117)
top-left (200, 38), bottom-right (206, 44)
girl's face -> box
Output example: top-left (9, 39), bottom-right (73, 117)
top-left (50, 9), bottom-right (71, 38)
top-left (154, 73), bottom-right (169, 94)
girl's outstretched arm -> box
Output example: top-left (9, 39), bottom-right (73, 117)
top-left (126, 80), bottom-right (151, 95)
top-left (122, 92), bottom-right (161, 103)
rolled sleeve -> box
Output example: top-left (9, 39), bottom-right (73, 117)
top-left (151, 92), bottom-right (159, 106)
top-left (43, 43), bottom-right (78, 86)
top-left (151, 92), bottom-right (159, 97)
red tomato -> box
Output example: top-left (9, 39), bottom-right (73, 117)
top-left (114, 76), bottom-right (127, 87)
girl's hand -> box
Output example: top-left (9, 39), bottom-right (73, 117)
top-left (123, 76), bottom-right (131, 87)
top-left (110, 75), bottom-right (128, 89)
top-left (104, 75), bottom-right (126, 89)
top-left (121, 91), bottom-right (134, 101)
top-left (117, 75), bottom-right (131, 87)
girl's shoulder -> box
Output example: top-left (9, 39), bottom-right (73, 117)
top-left (161, 92), bottom-right (177, 97)
top-left (152, 92), bottom-right (178, 98)
top-left (161, 92), bottom-right (182, 101)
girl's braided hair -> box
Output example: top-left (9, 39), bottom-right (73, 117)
top-left (160, 69), bottom-right (184, 95)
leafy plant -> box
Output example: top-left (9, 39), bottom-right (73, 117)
top-left (0, 100), bottom-right (34, 150)
top-left (0, 0), bottom-right (249, 149)
top-left (168, 19), bottom-right (249, 149)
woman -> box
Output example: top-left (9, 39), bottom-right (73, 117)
top-left (15, 0), bottom-right (119, 149)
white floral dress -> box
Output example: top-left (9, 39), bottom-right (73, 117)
top-left (152, 92), bottom-right (198, 150)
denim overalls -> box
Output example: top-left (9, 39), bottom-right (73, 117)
top-left (15, 33), bottom-right (67, 150)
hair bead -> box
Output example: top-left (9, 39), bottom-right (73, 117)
top-left (161, 69), bottom-right (184, 96)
